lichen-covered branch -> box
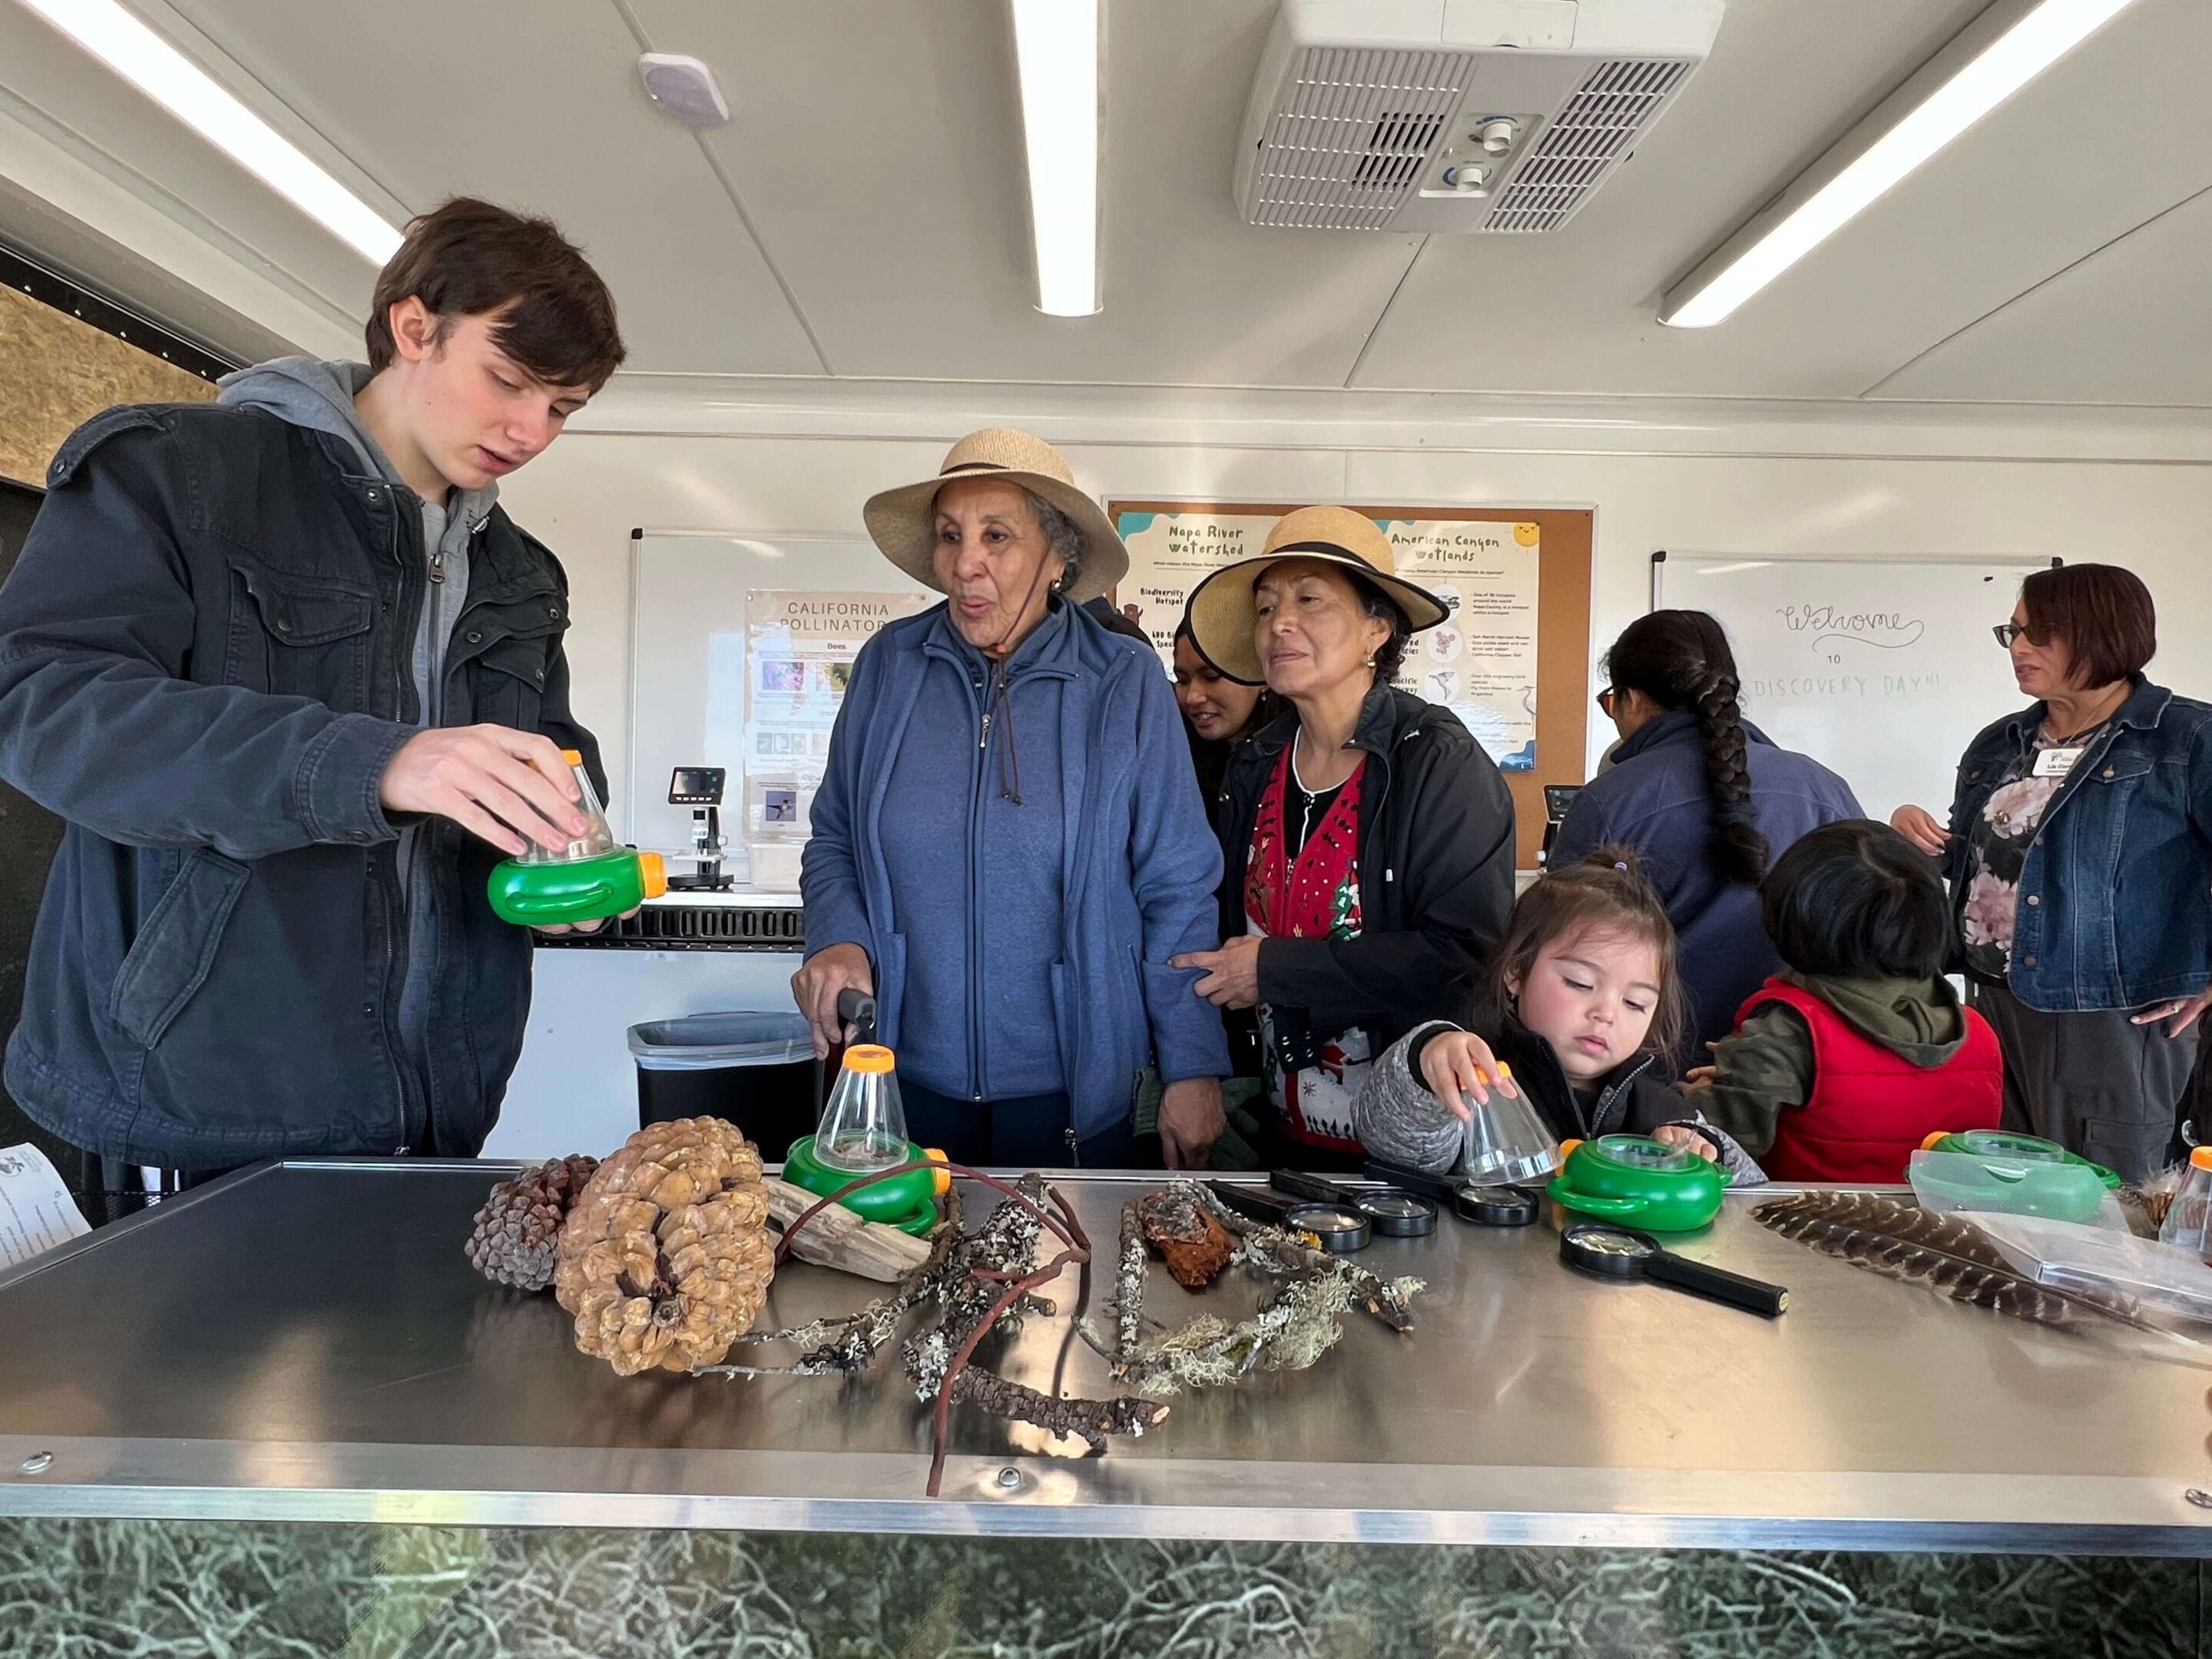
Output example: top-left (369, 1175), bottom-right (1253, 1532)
top-left (704, 1219), bottom-right (966, 1376)
top-left (1124, 1270), bottom-right (1364, 1399)
top-left (710, 1168), bottom-right (1416, 1492)
top-left (1239, 1230), bottom-right (1422, 1334)
top-left (1114, 1202), bottom-right (1147, 1367)
top-left (1184, 1180), bottom-right (1261, 1240)
top-left (949, 1366), bottom-right (1169, 1452)
top-left (902, 1176), bottom-right (1049, 1400)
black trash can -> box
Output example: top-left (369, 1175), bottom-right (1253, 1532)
top-left (628, 1012), bottom-right (819, 1154)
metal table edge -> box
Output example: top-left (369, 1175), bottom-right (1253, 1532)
top-left (2, 1485), bottom-right (2207, 1556)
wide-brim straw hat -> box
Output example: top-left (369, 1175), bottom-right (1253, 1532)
top-left (1186, 505), bottom-right (1449, 684)
top-left (862, 427), bottom-right (1128, 604)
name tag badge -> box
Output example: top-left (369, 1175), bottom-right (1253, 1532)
top-left (2033, 746), bottom-right (2085, 779)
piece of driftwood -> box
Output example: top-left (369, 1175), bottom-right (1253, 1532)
top-left (763, 1176), bottom-right (935, 1282)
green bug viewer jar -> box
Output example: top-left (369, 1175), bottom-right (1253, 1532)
top-left (784, 1045), bottom-right (939, 1235)
top-left (1548, 1134), bottom-right (1726, 1233)
top-left (486, 749), bottom-right (668, 929)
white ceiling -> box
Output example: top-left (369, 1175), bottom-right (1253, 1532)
top-left (0, 0), bottom-right (2206, 410)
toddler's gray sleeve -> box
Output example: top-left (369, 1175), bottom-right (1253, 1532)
top-left (1354, 1021), bottom-right (1467, 1175)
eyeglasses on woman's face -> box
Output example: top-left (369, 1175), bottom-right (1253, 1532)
top-left (1595, 687), bottom-right (1617, 716)
top-left (1992, 622), bottom-right (2041, 649)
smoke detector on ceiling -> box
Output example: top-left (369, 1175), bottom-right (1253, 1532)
top-left (1235, 0), bottom-right (1723, 233)
top-left (637, 53), bottom-right (730, 129)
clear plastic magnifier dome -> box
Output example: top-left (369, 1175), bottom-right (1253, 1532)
top-left (1584, 1134), bottom-right (1699, 1173)
top-left (1459, 1082), bottom-right (1562, 1186)
top-left (815, 1044), bottom-right (909, 1173)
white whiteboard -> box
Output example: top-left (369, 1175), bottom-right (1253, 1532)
top-left (628, 531), bottom-right (933, 887)
top-left (1653, 555), bottom-right (2052, 824)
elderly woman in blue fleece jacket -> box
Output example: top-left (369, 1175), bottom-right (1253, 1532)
top-left (793, 429), bottom-right (1229, 1169)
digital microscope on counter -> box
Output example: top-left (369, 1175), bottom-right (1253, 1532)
top-left (665, 766), bottom-right (734, 892)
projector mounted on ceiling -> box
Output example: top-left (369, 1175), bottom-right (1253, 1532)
top-left (1235, 0), bottom-right (1724, 233)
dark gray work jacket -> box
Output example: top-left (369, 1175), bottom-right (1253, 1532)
top-left (0, 402), bottom-right (601, 1168)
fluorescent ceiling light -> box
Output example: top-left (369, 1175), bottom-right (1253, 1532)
top-left (1661, 0), bottom-right (2143, 328)
top-left (1009, 0), bottom-right (1100, 316)
top-left (14, 0), bottom-right (402, 263)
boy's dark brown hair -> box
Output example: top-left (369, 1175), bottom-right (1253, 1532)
top-left (1479, 845), bottom-right (1687, 1063)
top-left (2018, 563), bottom-right (2157, 688)
top-left (366, 197), bottom-right (626, 391)
top-left (1762, 818), bottom-right (1949, 979)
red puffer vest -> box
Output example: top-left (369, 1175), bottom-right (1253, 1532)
top-left (1737, 979), bottom-right (2003, 1183)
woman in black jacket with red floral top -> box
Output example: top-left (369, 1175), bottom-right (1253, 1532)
top-left (1172, 507), bottom-right (1515, 1170)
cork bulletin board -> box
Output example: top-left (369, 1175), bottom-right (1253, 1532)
top-left (0, 281), bottom-right (216, 487)
top-left (1108, 500), bottom-right (1592, 870)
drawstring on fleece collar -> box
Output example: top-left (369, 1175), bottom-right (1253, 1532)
top-left (977, 552), bottom-right (1065, 806)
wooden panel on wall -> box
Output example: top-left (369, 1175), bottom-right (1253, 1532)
top-left (1109, 500), bottom-right (1592, 869)
top-left (0, 281), bottom-right (216, 487)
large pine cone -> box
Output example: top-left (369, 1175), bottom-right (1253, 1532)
top-left (466, 1154), bottom-right (600, 1291)
top-left (553, 1117), bottom-right (776, 1376)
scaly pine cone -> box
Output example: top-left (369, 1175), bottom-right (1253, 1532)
top-left (465, 1154), bottom-right (600, 1292)
top-left (554, 1118), bottom-right (776, 1376)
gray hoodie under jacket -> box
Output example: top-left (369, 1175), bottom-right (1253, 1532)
top-left (216, 358), bottom-right (499, 1100)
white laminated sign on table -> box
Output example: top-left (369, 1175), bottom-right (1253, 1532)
top-left (0, 1143), bottom-right (88, 1270)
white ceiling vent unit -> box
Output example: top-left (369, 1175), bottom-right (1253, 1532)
top-left (1235, 0), bottom-right (1724, 233)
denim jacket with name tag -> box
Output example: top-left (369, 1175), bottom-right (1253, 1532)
top-left (1945, 677), bottom-right (2212, 1012)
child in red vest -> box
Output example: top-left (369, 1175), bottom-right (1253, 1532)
top-left (1687, 818), bottom-right (2002, 1181)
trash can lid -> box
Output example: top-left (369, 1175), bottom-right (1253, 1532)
top-left (628, 1011), bottom-right (816, 1070)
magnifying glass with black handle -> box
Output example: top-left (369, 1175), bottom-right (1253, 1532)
top-left (1559, 1221), bottom-right (1788, 1318)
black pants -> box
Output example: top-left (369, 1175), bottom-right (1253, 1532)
top-left (1971, 982), bottom-right (2195, 1182)
top-left (898, 1079), bottom-right (1134, 1169)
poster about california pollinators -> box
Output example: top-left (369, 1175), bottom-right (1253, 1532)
top-left (1115, 508), bottom-right (1540, 770)
top-left (710, 590), bottom-right (930, 842)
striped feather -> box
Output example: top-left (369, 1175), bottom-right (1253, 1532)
top-left (1750, 1190), bottom-right (2147, 1335)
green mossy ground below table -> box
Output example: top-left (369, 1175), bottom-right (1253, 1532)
top-left (0, 1522), bottom-right (2199, 1659)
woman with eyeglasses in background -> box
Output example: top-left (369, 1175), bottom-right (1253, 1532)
top-left (1552, 611), bottom-right (1861, 1065)
top-left (1889, 564), bottom-right (2212, 1181)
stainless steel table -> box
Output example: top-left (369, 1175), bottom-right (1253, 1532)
top-left (0, 1159), bottom-right (2205, 1554)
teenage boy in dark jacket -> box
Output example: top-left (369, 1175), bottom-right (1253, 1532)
top-left (0, 198), bottom-right (625, 1177)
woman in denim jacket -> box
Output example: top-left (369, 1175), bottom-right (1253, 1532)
top-left (1891, 565), bottom-right (2209, 1181)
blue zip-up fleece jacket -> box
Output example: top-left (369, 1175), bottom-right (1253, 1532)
top-left (1945, 678), bottom-right (2212, 1012)
top-left (1552, 710), bottom-right (1862, 1059)
top-left (800, 600), bottom-right (1229, 1141)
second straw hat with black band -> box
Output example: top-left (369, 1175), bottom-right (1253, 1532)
top-left (861, 427), bottom-right (1129, 604)
top-left (1185, 505), bottom-right (1449, 685)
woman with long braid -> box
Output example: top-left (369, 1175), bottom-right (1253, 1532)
top-left (1551, 611), bottom-right (1860, 1062)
